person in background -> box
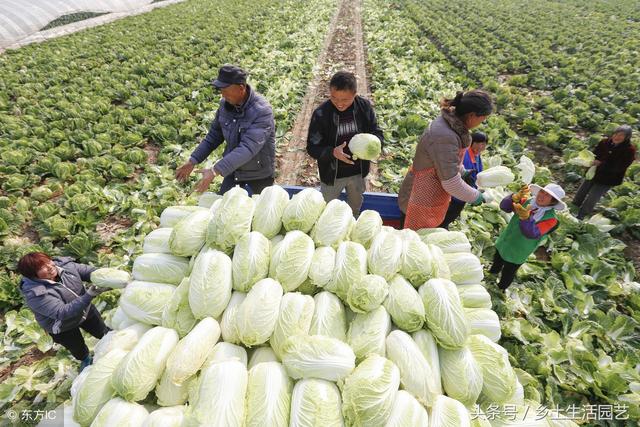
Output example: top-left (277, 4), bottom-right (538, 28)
top-left (18, 252), bottom-right (110, 371)
top-left (398, 90), bottom-right (493, 230)
top-left (175, 65), bottom-right (276, 195)
top-left (573, 125), bottom-right (636, 219)
top-left (491, 183), bottom-right (566, 290)
top-left (306, 71), bottom-right (384, 216)
top-left (439, 131), bottom-right (488, 229)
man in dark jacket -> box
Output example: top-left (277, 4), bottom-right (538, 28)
top-left (306, 71), bottom-right (384, 216)
top-left (573, 125), bottom-right (636, 219)
top-left (18, 252), bottom-right (110, 370)
top-left (176, 65), bottom-right (276, 195)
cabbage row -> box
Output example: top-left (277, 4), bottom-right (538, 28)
top-left (364, 0), bottom-right (639, 421)
top-left (0, 0), bottom-right (337, 415)
top-left (0, 0), bottom-right (336, 310)
top-left (396, 0), bottom-right (640, 237)
top-left (68, 185), bottom-right (576, 426)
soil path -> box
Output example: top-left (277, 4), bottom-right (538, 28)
top-left (276, 0), bottom-right (378, 188)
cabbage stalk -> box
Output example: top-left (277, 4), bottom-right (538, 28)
top-left (73, 349), bottom-right (128, 426)
top-left (367, 231), bottom-right (403, 280)
top-left (309, 291), bottom-right (347, 341)
top-left (142, 228), bottom-right (173, 254)
top-left (386, 390), bottom-right (429, 427)
top-left (206, 186), bottom-right (255, 252)
top-left (164, 317), bottom-right (221, 385)
top-left (439, 346), bottom-right (483, 406)
top-left (476, 166), bottom-right (515, 188)
top-left (468, 334), bottom-right (518, 404)
top-left (347, 305), bottom-right (391, 360)
top-left (308, 246), bottom-right (336, 288)
top-left (327, 241), bottom-right (367, 301)
top-left (220, 291), bottom-right (246, 344)
top-left (90, 397), bottom-right (149, 427)
top-left (443, 252), bottom-right (484, 285)
top-left (430, 395), bottom-right (471, 427)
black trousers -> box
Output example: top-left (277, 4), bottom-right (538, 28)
top-left (489, 251), bottom-right (522, 290)
top-left (219, 174), bottom-right (275, 196)
top-left (439, 200), bottom-right (466, 229)
top-left (49, 305), bottom-right (110, 360)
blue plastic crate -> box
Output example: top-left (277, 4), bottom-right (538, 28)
top-left (281, 185), bottom-right (402, 225)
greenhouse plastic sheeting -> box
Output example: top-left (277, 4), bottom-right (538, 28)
top-left (0, 0), bottom-right (156, 48)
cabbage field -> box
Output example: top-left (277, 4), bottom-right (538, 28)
top-left (1, 0), bottom-right (639, 425)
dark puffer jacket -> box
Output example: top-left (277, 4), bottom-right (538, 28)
top-left (592, 138), bottom-right (636, 186)
top-left (306, 96), bottom-right (384, 185)
top-left (20, 257), bottom-right (97, 334)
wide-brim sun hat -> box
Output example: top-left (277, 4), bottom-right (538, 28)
top-left (529, 183), bottom-right (567, 211)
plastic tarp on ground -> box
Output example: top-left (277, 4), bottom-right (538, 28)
top-left (0, 0), bottom-right (175, 49)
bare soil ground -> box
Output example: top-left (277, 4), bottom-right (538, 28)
top-left (276, 0), bottom-right (377, 188)
top-left (0, 348), bottom-right (56, 383)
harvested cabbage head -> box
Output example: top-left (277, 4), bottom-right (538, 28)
top-left (269, 230), bottom-right (315, 292)
top-left (281, 334), bottom-right (355, 382)
top-left (289, 379), bottom-right (343, 427)
top-left (476, 166), bottom-right (515, 188)
top-left (282, 188), bottom-right (326, 233)
top-left (341, 354), bottom-right (400, 427)
top-left (251, 185), bottom-right (290, 238)
top-left (348, 133), bottom-right (382, 160)
top-left (132, 253), bottom-right (189, 285)
top-left (90, 268), bottom-right (130, 289)
top-left (419, 278), bottom-right (469, 349)
top-left (169, 209), bottom-right (212, 257)
top-left (350, 210), bottom-right (383, 248)
top-left (347, 274), bottom-right (389, 314)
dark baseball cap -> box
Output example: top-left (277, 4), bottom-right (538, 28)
top-left (212, 65), bottom-right (247, 88)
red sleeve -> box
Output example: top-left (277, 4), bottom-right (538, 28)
top-left (537, 218), bottom-right (558, 235)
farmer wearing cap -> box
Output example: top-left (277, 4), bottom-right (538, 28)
top-left (176, 65), bottom-right (276, 195)
top-left (439, 131), bottom-right (489, 229)
top-left (491, 183), bottom-right (566, 290)
top-left (572, 125), bottom-right (636, 219)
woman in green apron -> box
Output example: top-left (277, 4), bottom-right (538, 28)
top-left (492, 183), bottom-right (566, 290)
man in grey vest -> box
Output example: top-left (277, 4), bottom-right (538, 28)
top-left (176, 65), bottom-right (276, 195)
